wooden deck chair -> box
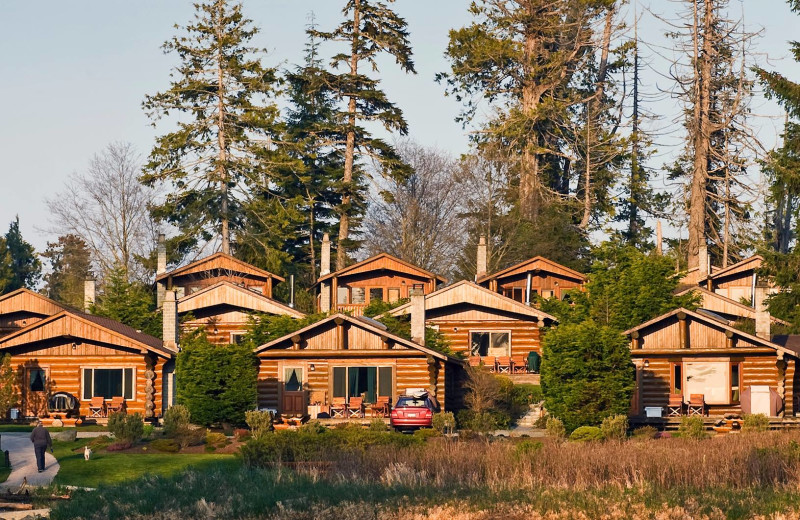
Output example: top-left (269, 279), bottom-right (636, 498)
top-left (511, 356), bottom-right (527, 374)
top-left (108, 396), bottom-right (126, 415)
top-left (496, 356), bottom-right (512, 374)
top-left (88, 397), bottom-right (106, 418)
top-left (667, 394), bottom-right (684, 417)
top-left (687, 394), bottom-right (705, 416)
top-left (468, 356), bottom-right (482, 368)
top-left (370, 396), bottom-right (391, 418)
top-left (347, 397), bottom-right (364, 418)
top-left (484, 356), bottom-right (497, 373)
top-left (330, 397), bottom-right (347, 418)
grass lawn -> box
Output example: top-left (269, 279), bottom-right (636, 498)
top-left (51, 439), bottom-right (237, 488)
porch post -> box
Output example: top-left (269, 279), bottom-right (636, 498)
top-left (778, 352), bottom-right (786, 418)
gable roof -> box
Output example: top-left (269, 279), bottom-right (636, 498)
top-left (177, 281), bottom-right (305, 318)
top-left (675, 286), bottom-right (789, 326)
top-left (156, 252), bottom-right (284, 283)
top-left (622, 307), bottom-right (795, 357)
top-left (386, 280), bottom-right (556, 323)
top-left (0, 288), bottom-right (70, 317)
top-left (315, 253), bottom-right (446, 285)
top-left (0, 309), bottom-right (174, 357)
top-left (707, 255), bottom-right (763, 281)
top-left (255, 313), bottom-right (451, 361)
top-left (476, 256), bottom-right (587, 284)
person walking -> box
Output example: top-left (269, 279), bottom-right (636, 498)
top-left (30, 420), bottom-right (52, 473)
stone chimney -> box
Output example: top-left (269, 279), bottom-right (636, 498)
top-left (476, 234), bottom-right (487, 280)
top-left (83, 279), bottom-right (96, 312)
top-left (163, 290), bottom-right (179, 349)
top-left (410, 286), bottom-right (426, 346)
top-left (698, 243), bottom-right (709, 279)
top-left (320, 233), bottom-right (331, 277)
top-left (156, 234), bottom-right (167, 308)
top-left (754, 283), bottom-right (771, 340)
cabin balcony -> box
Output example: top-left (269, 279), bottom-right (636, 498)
top-left (333, 303), bottom-right (367, 316)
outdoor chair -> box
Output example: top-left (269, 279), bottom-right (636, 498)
top-left (667, 394), bottom-right (684, 417)
top-left (370, 396), bottom-right (391, 418)
top-left (108, 396), bottom-right (126, 415)
top-left (496, 356), bottom-right (512, 374)
top-left (88, 396), bottom-right (106, 418)
top-left (468, 356), bottom-right (482, 368)
top-left (687, 394), bottom-right (705, 417)
top-left (483, 356), bottom-right (497, 373)
top-left (347, 397), bottom-right (364, 418)
top-left (511, 356), bottom-right (527, 374)
top-left (330, 397), bottom-right (347, 418)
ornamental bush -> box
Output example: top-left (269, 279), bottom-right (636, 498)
top-left (245, 410), bottom-right (274, 439)
top-left (545, 416), bottom-right (565, 440)
top-left (743, 413), bottom-right (770, 433)
top-left (569, 426), bottom-right (604, 442)
top-left (678, 416), bottom-right (707, 439)
top-left (163, 404), bottom-right (191, 438)
top-left (108, 412), bottom-right (144, 444)
top-left (600, 414), bottom-right (628, 440)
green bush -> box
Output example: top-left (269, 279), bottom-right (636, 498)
top-left (513, 440), bottom-right (543, 458)
top-left (244, 410), bottom-right (274, 439)
top-left (533, 412), bottom-right (549, 429)
top-left (176, 331), bottom-right (258, 426)
top-left (455, 409), bottom-right (510, 432)
top-left (206, 432), bottom-right (229, 447)
top-left (163, 405), bottom-right (191, 438)
top-left (368, 419), bottom-right (388, 432)
top-left (600, 414), bottom-right (628, 440)
top-left (510, 384), bottom-right (543, 406)
top-left (175, 427), bottom-right (207, 449)
top-left (569, 426), bottom-right (604, 442)
top-left (150, 438), bottom-right (180, 453)
top-left (413, 428), bottom-right (441, 440)
top-left (87, 435), bottom-right (113, 451)
top-left (432, 411), bottom-right (456, 434)
top-left (678, 416), bottom-right (707, 439)
top-left (108, 412), bottom-right (144, 444)
top-left (142, 424), bottom-right (155, 439)
top-left (545, 416), bottom-right (565, 440)
top-left (632, 426), bottom-right (658, 440)
top-left (743, 413), bottom-right (770, 433)
top-left (298, 420), bottom-right (327, 434)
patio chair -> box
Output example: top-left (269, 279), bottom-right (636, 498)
top-left (468, 356), bottom-right (482, 368)
top-left (108, 396), bottom-right (126, 415)
top-left (667, 394), bottom-right (683, 417)
top-left (88, 396), bottom-right (106, 418)
top-left (347, 397), bottom-right (364, 418)
top-left (687, 394), bottom-right (705, 417)
top-left (496, 356), bottom-right (512, 374)
top-left (330, 397), bottom-right (347, 418)
top-left (370, 396), bottom-right (391, 418)
top-left (511, 356), bottom-right (527, 374)
top-left (483, 356), bottom-right (497, 373)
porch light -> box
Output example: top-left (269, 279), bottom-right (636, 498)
top-left (309, 364), bottom-right (315, 372)
top-left (643, 359), bottom-right (650, 368)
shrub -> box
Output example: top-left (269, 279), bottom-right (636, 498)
top-left (533, 412), bottom-right (549, 429)
top-left (106, 441), bottom-right (133, 451)
top-left (514, 440), bottom-right (543, 458)
top-left (233, 428), bottom-right (251, 441)
top-left (413, 428), bottom-right (441, 440)
top-left (743, 413), bottom-right (770, 433)
top-left (142, 424), bottom-right (155, 439)
top-left (569, 426), bottom-right (604, 442)
top-left (545, 416), bottom-right (565, 440)
top-left (108, 412), bottom-right (144, 444)
top-left (206, 432), bottom-right (229, 447)
top-left (600, 414), bottom-right (628, 440)
top-left (510, 384), bottom-right (543, 406)
top-left (245, 410), bottom-right (274, 439)
top-left (176, 331), bottom-right (258, 426)
top-left (150, 438), bottom-right (180, 453)
top-left (432, 411), bottom-right (456, 434)
top-left (632, 426), bottom-right (658, 440)
top-left (456, 409), bottom-right (508, 432)
top-left (368, 419), bottom-right (388, 432)
top-left (298, 419), bottom-right (327, 434)
top-left (163, 405), bottom-right (191, 438)
top-left (87, 435), bottom-right (112, 451)
top-left (678, 416), bottom-right (707, 439)
top-left (175, 427), bottom-right (207, 449)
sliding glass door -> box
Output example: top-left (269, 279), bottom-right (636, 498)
top-left (332, 366), bottom-right (393, 403)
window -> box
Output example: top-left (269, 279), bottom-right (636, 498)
top-left (230, 332), bottom-right (246, 345)
top-left (512, 287), bottom-right (524, 303)
top-left (332, 366), bottom-right (393, 403)
top-left (671, 363), bottom-right (682, 394)
top-left (369, 288), bottom-right (384, 303)
top-left (82, 368), bottom-right (135, 400)
top-left (542, 290), bottom-right (555, 299)
top-left (387, 288), bottom-right (401, 302)
top-left (29, 369), bottom-right (46, 392)
top-left (351, 287), bottom-right (365, 304)
top-left (470, 331), bottom-right (511, 357)
top-left (731, 363), bottom-right (741, 403)
top-left (337, 287), bottom-right (349, 304)
top-left (284, 368), bottom-right (303, 392)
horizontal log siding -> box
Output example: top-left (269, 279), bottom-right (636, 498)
top-left (430, 319), bottom-right (541, 357)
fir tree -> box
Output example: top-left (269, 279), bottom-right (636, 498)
top-left (42, 234), bottom-right (93, 308)
top-left (2, 217), bottom-right (41, 292)
top-left (90, 265), bottom-right (161, 337)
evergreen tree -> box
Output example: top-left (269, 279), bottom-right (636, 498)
top-left (2, 217), bottom-right (41, 292)
top-left (90, 265), bottom-right (161, 337)
top-left (761, 121), bottom-right (800, 254)
top-left (311, 0), bottom-right (416, 270)
top-left (142, 0), bottom-right (283, 256)
top-left (42, 234), bottom-right (93, 308)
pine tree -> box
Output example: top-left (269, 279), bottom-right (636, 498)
top-left (2, 217), bottom-right (41, 292)
top-left (311, 0), bottom-right (416, 270)
top-left (91, 265), bottom-right (161, 338)
top-left (142, 0), bottom-right (283, 256)
top-left (42, 234), bottom-right (93, 308)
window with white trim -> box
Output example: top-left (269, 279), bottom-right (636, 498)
top-left (82, 368), bottom-right (135, 400)
top-left (470, 331), bottom-right (511, 357)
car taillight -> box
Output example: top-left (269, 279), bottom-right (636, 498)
top-left (424, 409), bottom-right (432, 417)
top-left (391, 410), bottom-right (399, 417)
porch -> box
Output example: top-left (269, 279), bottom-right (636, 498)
top-left (630, 415), bottom-right (800, 431)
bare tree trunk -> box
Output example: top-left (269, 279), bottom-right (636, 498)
top-left (216, 0), bottom-right (230, 255)
top-left (337, 0), bottom-right (361, 271)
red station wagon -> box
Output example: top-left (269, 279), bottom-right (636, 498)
top-left (390, 394), bottom-right (437, 432)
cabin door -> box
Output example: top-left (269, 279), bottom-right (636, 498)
top-left (281, 367), bottom-right (306, 417)
top-left (24, 367), bottom-right (49, 418)
top-left (684, 362), bottom-right (729, 405)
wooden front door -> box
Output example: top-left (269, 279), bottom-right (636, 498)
top-left (281, 367), bottom-right (306, 416)
top-left (24, 367), bottom-right (48, 417)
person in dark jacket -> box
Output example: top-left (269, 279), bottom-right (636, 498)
top-left (30, 421), bottom-right (52, 472)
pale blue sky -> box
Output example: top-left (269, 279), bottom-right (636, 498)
top-left (0, 1), bottom-right (798, 252)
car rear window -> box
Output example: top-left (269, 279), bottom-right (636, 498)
top-left (395, 397), bottom-right (428, 408)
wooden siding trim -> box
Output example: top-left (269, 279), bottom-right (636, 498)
top-left (157, 252), bottom-right (284, 283)
top-left (177, 281), bottom-right (304, 318)
top-left (316, 253), bottom-right (446, 285)
top-left (476, 256), bottom-right (587, 285)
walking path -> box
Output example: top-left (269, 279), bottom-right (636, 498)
top-left (0, 433), bottom-right (59, 490)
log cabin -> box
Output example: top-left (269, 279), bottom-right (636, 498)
top-left (0, 307), bottom-right (174, 420)
top-left (474, 237), bottom-right (587, 303)
top-left (315, 234), bottom-right (446, 316)
top-left (676, 286), bottom-right (790, 329)
top-left (701, 255), bottom-right (769, 302)
top-left (385, 280), bottom-right (555, 364)
top-left (155, 244), bottom-right (303, 345)
top-left (0, 288), bottom-right (68, 339)
top-left (255, 313), bottom-right (464, 416)
top-left (624, 304), bottom-right (798, 419)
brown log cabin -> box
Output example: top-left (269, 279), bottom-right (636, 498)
top-left (676, 286), bottom-right (790, 329)
top-left (315, 236), bottom-right (446, 316)
top-left (156, 251), bottom-right (303, 345)
top-left (386, 280), bottom-right (555, 363)
top-left (255, 313), bottom-right (464, 416)
top-left (624, 307), bottom-right (799, 418)
top-left (0, 289), bottom-right (174, 420)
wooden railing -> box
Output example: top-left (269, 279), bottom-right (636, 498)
top-left (333, 303), bottom-right (367, 316)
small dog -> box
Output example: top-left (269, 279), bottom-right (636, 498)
top-left (84, 445), bottom-right (92, 461)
